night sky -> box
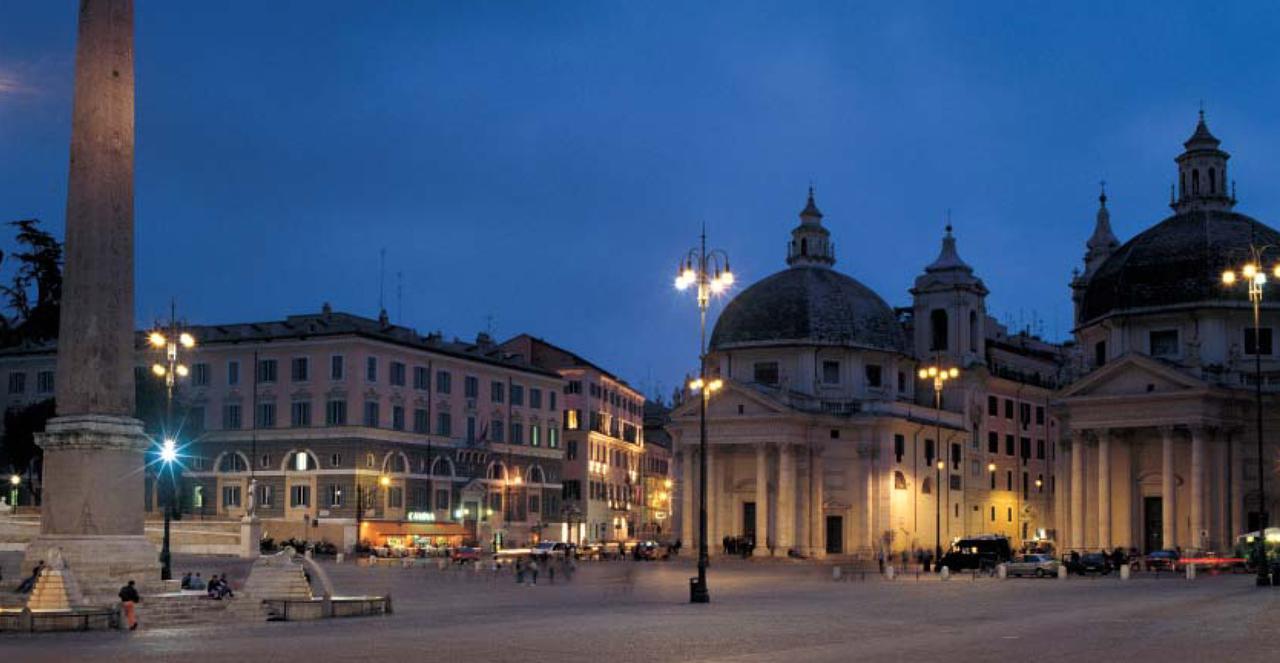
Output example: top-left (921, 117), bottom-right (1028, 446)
top-left (3, 2), bottom-right (1280, 399)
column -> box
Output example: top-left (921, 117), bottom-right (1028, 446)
top-left (810, 449), bottom-right (825, 558)
top-left (1161, 426), bottom-right (1176, 550)
top-left (777, 443), bottom-right (795, 555)
top-left (1190, 427), bottom-right (1206, 551)
top-left (1070, 430), bottom-right (1085, 551)
top-left (681, 446), bottom-right (694, 548)
top-left (754, 444), bottom-right (769, 556)
top-left (1098, 429), bottom-right (1111, 551)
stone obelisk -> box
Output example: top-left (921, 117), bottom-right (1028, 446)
top-left (23, 0), bottom-right (159, 604)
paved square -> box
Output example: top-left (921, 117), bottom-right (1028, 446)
top-left (4, 553), bottom-right (1280, 662)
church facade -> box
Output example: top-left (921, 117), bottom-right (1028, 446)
top-left (669, 191), bottom-right (1064, 559)
top-left (1056, 114), bottom-right (1280, 555)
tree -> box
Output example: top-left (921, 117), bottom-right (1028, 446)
top-left (0, 219), bottom-right (63, 346)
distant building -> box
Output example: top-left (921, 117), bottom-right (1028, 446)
top-left (0, 307), bottom-right (567, 552)
top-left (1057, 114), bottom-right (1280, 554)
top-left (499, 335), bottom-right (649, 544)
top-left (668, 189), bottom-right (1066, 558)
top-left (642, 401), bottom-right (675, 540)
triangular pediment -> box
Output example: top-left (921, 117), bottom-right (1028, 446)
top-left (669, 379), bottom-right (791, 420)
top-left (1058, 353), bottom-right (1207, 399)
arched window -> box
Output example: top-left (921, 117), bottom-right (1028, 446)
top-left (289, 450), bottom-right (316, 471)
top-left (921, 477), bottom-right (932, 494)
top-left (487, 462), bottom-right (506, 481)
top-left (1192, 169), bottom-right (1200, 194)
top-left (930, 309), bottom-right (949, 351)
top-left (968, 310), bottom-right (978, 352)
top-left (800, 238), bottom-right (808, 256)
top-left (1209, 168), bottom-right (1216, 193)
top-left (430, 456), bottom-right (454, 477)
top-left (893, 471), bottom-right (907, 490)
top-left (385, 453), bottom-right (407, 473)
top-left (218, 453), bottom-right (247, 473)
top-left (527, 465), bottom-right (546, 484)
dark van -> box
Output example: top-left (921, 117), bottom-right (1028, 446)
top-left (939, 536), bottom-right (1013, 571)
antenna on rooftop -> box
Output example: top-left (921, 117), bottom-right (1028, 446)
top-left (396, 271), bottom-right (403, 323)
top-left (378, 248), bottom-right (386, 315)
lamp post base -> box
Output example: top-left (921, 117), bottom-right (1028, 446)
top-left (690, 576), bottom-right (710, 603)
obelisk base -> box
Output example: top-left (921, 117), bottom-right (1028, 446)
top-left (23, 415), bottom-right (160, 605)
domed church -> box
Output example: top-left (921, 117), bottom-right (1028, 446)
top-left (669, 189), bottom-right (1065, 559)
top-left (1057, 113), bottom-right (1280, 554)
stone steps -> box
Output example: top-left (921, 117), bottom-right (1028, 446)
top-left (134, 593), bottom-right (235, 628)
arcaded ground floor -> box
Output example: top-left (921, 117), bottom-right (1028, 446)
top-left (2, 552), bottom-right (1279, 661)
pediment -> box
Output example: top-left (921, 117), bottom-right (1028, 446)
top-left (1058, 353), bottom-right (1207, 399)
top-left (669, 380), bottom-right (791, 420)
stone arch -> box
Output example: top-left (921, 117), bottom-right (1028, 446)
top-left (215, 450), bottom-right (250, 473)
top-left (280, 448), bottom-right (320, 472)
top-left (430, 456), bottom-right (456, 478)
top-left (526, 464), bottom-right (546, 484)
top-left (381, 450), bottom-right (409, 474)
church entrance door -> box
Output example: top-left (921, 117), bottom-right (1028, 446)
top-left (743, 502), bottom-right (757, 539)
top-left (1143, 496), bottom-right (1163, 553)
top-left (825, 516), bottom-right (843, 554)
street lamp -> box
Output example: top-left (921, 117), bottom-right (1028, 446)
top-left (149, 313), bottom-right (196, 582)
top-left (157, 437), bottom-right (177, 580)
top-left (675, 231), bottom-right (733, 605)
top-left (919, 364), bottom-right (960, 565)
top-left (1221, 238), bottom-right (1280, 586)
top-left (8, 474), bottom-right (19, 509)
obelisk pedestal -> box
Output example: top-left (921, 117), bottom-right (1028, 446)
top-left (22, 0), bottom-right (159, 605)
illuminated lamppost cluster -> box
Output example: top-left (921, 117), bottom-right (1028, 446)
top-left (919, 364), bottom-right (959, 562)
top-left (675, 230), bottom-right (733, 604)
top-left (1221, 243), bottom-right (1279, 586)
top-left (148, 315), bottom-right (197, 581)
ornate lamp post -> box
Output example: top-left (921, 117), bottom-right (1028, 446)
top-left (1221, 240), bottom-right (1279, 586)
top-left (675, 231), bottom-right (733, 604)
top-left (148, 316), bottom-right (195, 582)
top-left (919, 364), bottom-right (959, 564)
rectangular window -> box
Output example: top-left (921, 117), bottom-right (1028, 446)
top-left (366, 357), bottom-right (378, 382)
top-left (291, 357), bottom-right (309, 382)
top-left (566, 440), bottom-right (579, 460)
top-left (1020, 437), bottom-right (1031, 460)
top-left (437, 412), bottom-right (452, 436)
top-left (1149, 329), bottom-right (1179, 357)
top-left (326, 484), bottom-right (342, 507)
top-left (187, 406), bottom-right (205, 432)
top-left (530, 388), bottom-right (542, 409)
top-left (530, 425), bottom-right (541, 447)
top-left (1036, 439), bottom-right (1045, 460)
top-left (257, 358), bottom-right (278, 383)
top-left (1006, 471), bottom-right (1013, 491)
top-left (924, 439), bottom-right (935, 464)
top-left (491, 419), bottom-right (505, 443)
top-left (6, 372), bottom-right (23, 394)
top-left (529, 495), bottom-right (541, 516)
top-left (290, 401), bottom-right (311, 427)
top-left (256, 402), bottom-right (276, 428)
top-left (950, 474), bottom-right (961, 490)
top-left (894, 434), bottom-right (905, 463)
top-left (331, 355), bottom-right (344, 380)
top-left (35, 370), bottom-right (54, 394)
top-left (822, 360), bottom-right (840, 384)
top-left (1094, 340), bottom-right (1107, 367)
top-left (897, 371), bottom-right (906, 393)
top-left (191, 363), bottom-right (209, 387)
top-left (290, 485), bottom-right (311, 507)
top-left (511, 384), bottom-right (524, 406)
top-left (388, 486), bottom-right (403, 509)
top-left (325, 400), bottom-right (347, 426)
top-left (1003, 399), bottom-right (1013, 419)
top-left (223, 403), bottom-right (243, 429)
top-left (753, 362), bottom-right (779, 386)
top-left (988, 431), bottom-right (999, 454)
top-left (491, 381), bottom-right (505, 402)
top-left (413, 366), bottom-right (429, 390)
top-left (865, 364), bottom-right (883, 388)
top-left (1245, 328), bottom-right (1274, 356)
top-left (329, 453), bottom-right (342, 468)
top-left (222, 486), bottom-right (242, 508)
top-left (363, 401), bottom-right (380, 427)
top-left (548, 427), bottom-right (559, 448)
top-left (390, 361), bottom-right (406, 386)
top-left (511, 422), bottom-right (524, 445)
top-left (413, 408), bottom-right (428, 433)
top-left (987, 395), bottom-right (998, 416)
top-left (466, 416), bottom-right (476, 442)
top-left (566, 380), bottom-right (582, 394)
top-left (565, 409), bottom-right (581, 430)
top-left (1035, 406), bottom-right (1045, 425)
top-left (1005, 434), bottom-right (1015, 456)
top-left (392, 405), bottom-right (405, 431)
top-left (549, 392), bottom-right (557, 411)
top-left (257, 484), bottom-right (273, 508)
top-left (465, 376), bottom-right (479, 399)
top-left (227, 360), bottom-right (240, 386)
top-left (436, 371), bottom-right (452, 394)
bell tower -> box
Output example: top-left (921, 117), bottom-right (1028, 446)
top-left (1071, 184), bottom-right (1121, 325)
top-left (910, 224), bottom-right (989, 367)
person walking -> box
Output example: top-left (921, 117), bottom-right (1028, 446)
top-left (16, 560), bottom-right (44, 594)
top-left (119, 580), bottom-right (141, 631)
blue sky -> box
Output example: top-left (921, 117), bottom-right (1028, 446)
top-left (3, 1), bottom-right (1280, 399)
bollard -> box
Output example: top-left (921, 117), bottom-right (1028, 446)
top-left (1186, 563), bottom-right (1196, 580)
top-left (997, 564), bottom-right (1007, 580)
top-left (336, 552), bottom-right (345, 565)
top-left (1120, 563), bottom-right (1131, 580)
top-left (1057, 564), bottom-right (1068, 579)
top-left (886, 565), bottom-right (895, 580)
top-left (940, 566), bottom-right (951, 581)
top-left (832, 566), bottom-right (842, 581)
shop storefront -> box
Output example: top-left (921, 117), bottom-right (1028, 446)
top-left (361, 517), bottom-right (470, 552)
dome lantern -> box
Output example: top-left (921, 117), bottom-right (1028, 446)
top-left (786, 187), bottom-right (836, 269)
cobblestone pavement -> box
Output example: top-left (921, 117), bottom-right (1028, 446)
top-left (3, 552), bottom-right (1280, 662)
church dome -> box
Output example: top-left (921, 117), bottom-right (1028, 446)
top-left (1079, 210), bottom-right (1280, 324)
top-left (710, 266), bottom-right (907, 352)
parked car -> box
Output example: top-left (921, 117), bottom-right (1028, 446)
top-left (1142, 550), bottom-right (1180, 572)
top-left (1006, 554), bottom-right (1059, 578)
top-left (451, 546), bottom-right (483, 564)
top-left (532, 541), bottom-right (568, 559)
top-left (1072, 552), bottom-right (1112, 575)
top-left (939, 536), bottom-right (1013, 571)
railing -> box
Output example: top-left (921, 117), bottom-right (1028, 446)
top-left (0, 607), bottom-right (119, 632)
top-left (261, 595), bottom-right (392, 621)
